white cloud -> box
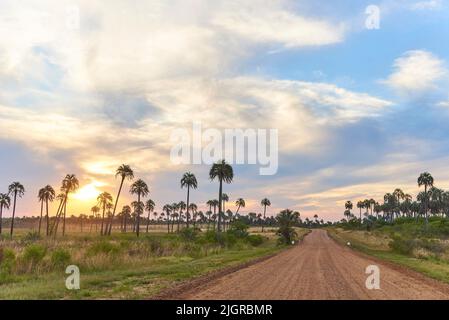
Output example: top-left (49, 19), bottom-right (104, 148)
top-left (212, 1), bottom-right (345, 48)
top-left (410, 0), bottom-right (443, 10)
top-left (382, 50), bottom-right (447, 94)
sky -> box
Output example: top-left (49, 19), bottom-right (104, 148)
top-left (1, 0), bottom-right (449, 221)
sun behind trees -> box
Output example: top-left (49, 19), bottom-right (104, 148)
top-left (0, 160), bottom-right (310, 240)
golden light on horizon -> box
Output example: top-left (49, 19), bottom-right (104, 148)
top-left (73, 181), bottom-right (105, 202)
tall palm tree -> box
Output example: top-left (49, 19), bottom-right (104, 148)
top-left (145, 199), bottom-right (155, 233)
top-left (163, 204), bottom-right (172, 233)
top-left (235, 198), bottom-right (245, 215)
top-left (129, 179), bottom-right (149, 237)
top-left (8, 182), bottom-right (25, 238)
top-left (37, 185), bottom-right (55, 236)
top-left (121, 205), bottom-right (131, 232)
top-left (345, 201), bottom-right (353, 213)
top-left (108, 164), bottom-right (134, 235)
top-left (91, 205), bottom-right (100, 232)
top-left (43, 185), bottom-right (55, 236)
top-left (418, 172), bottom-right (434, 225)
top-left (356, 201), bottom-right (364, 221)
top-left (209, 160), bottom-right (234, 232)
top-left (0, 193), bottom-right (11, 235)
top-left (260, 198), bottom-right (271, 232)
top-left (180, 172), bottom-right (198, 229)
top-left (177, 201), bottom-right (186, 231)
top-left (61, 174), bottom-right (79, 236)
top-left (97, 192), bottom-right (113, 235)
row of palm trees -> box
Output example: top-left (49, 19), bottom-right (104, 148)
top-left (343, 172), bottom-right (441, 225)
top-left (0, 160), bottom-right (275, 238)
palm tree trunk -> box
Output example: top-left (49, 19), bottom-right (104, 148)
top-left (218, 179), bottom-right (223, 232)
top-left (262, 205), bottom-right (266, 232)
top-left (0, 204), bottom-right (3, 235)
top-left (146, 212), bottom-right (150, 233)
top-left (38, 200), bottom-right (43, 235)
top-left (124, 216), bottom-right (127, 232)
top-left (186, 186), bottom-right (190, 228)
top-left (45, 199), bottom-right (50, 236)
top-left (167, 215), bottom-right (170, 233)
top-left (10, 192), bottom-right (17, 238)
top-left (101, 205), bottom-right (105, 235)
top-left (136, 194), bottom-right (141, 237)
top-left (62, 193), bottom-right (68, 236)
top-left (108, 177), bottom-right (124, 236)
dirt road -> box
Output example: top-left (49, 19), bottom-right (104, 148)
top-left (180, 229), bottom-right (449, 299)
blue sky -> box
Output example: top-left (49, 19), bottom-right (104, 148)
top-left (1, 0), bottom-right (449, 221)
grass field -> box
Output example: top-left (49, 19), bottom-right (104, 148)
top-left (0, 226), bottom-right (309, 299)
top-left (328, 222), bottom-right (449, 284)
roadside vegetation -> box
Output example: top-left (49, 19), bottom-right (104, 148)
top-left (332, 172), bottom-right (449, 283)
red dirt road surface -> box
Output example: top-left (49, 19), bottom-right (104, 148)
top-left (180, 230), bottom-right (449, 300)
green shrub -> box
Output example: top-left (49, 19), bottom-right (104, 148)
top-left (87, 241), bottom-right (121, 256)
top-left (23, 231), bottom-right (41, 242)
top-left (179, 227), bottom-right (199, 241)
top-left (51, 248), bottom-right (71, 268)
top-left (389, 236), bottom-right (445, 256)
top-left (22, 244), bottom-right (46, 266)
top-left (247, 234), bottom-right (264, 246)
top-left (227, 221), bottom-right (249, 238)
top-left (0, 248), bottom-right (16, 274)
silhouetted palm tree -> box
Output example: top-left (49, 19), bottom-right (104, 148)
top-left (121, 205), bottom-right (131, 232)
top-left (235, 198), bottom-right (245, 215)
top-left (261, 198), bottom-right (271, 232)
top-left (0, 193), bottom-right (11, 235)
top-left (418, 172), bottom-right (434, 224)
top-left (97, 192), bottom-right (113, 235)
top-left (177, 201), bottom-right (186, 231)
top-left (163, 204), bottom-right (172, 233)
top-left (181, 172), bottom-right (198, 228)
top-left (38, 185), bottom-right (55, 236)
top-left (356, 201), bottom-right (364, 221)
top-left (209, 160), bottom-right (234, 232)
top-left (61, 174), bottom-right (79, 236)
top-left (189, 203), bottom-right (198, 228)
top-left (8, 182), bottom-right (25, 238)
top-left (130, 179), bottom-right (149, 237)
top-left (108, 164), bottom-right (134, 235)
top-left (145, 199), bottom-right (155, 233)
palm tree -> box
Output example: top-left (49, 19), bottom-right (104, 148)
top-left (260, 198), bottom-right (271, 232)
top-left (91, 205), bottom-right (100, 232)
top-left (108, 164), bottom-right (134, 235)
top-left (8, 182), bottom-right (25, 238)
top-left (418, 172), bottom-right (434, 224)
top-left (177, 201), bottom-right (186, 231)
top-left (121, 205), bottom-right (131, 232)
top-left (39, 185), bottom-right (56, 237)
top-left (145, 199), bottom-right (155, 233)
top-left (60, 174), bottom-right (79, 236)
top-left (356, 201), bottom-right (364, 221)
top-left (97, 192), bottom-right (113, 235)
top-left (0, 193), bottom-right (11, 235)
top-left (180, 172), bottom-right (198, 229)
top-left (209, 160), bottom-right (234, 232)
top-left (130, 179), bottom-right (149, 237)
top-left (163, 204), bottom-right (172, 233)
top-left (345, 201), bottom-right (353, 212)
top-left (235, 198), bottom-right (245, 215)
top-left (189, 203), bottom-right (198, 228)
